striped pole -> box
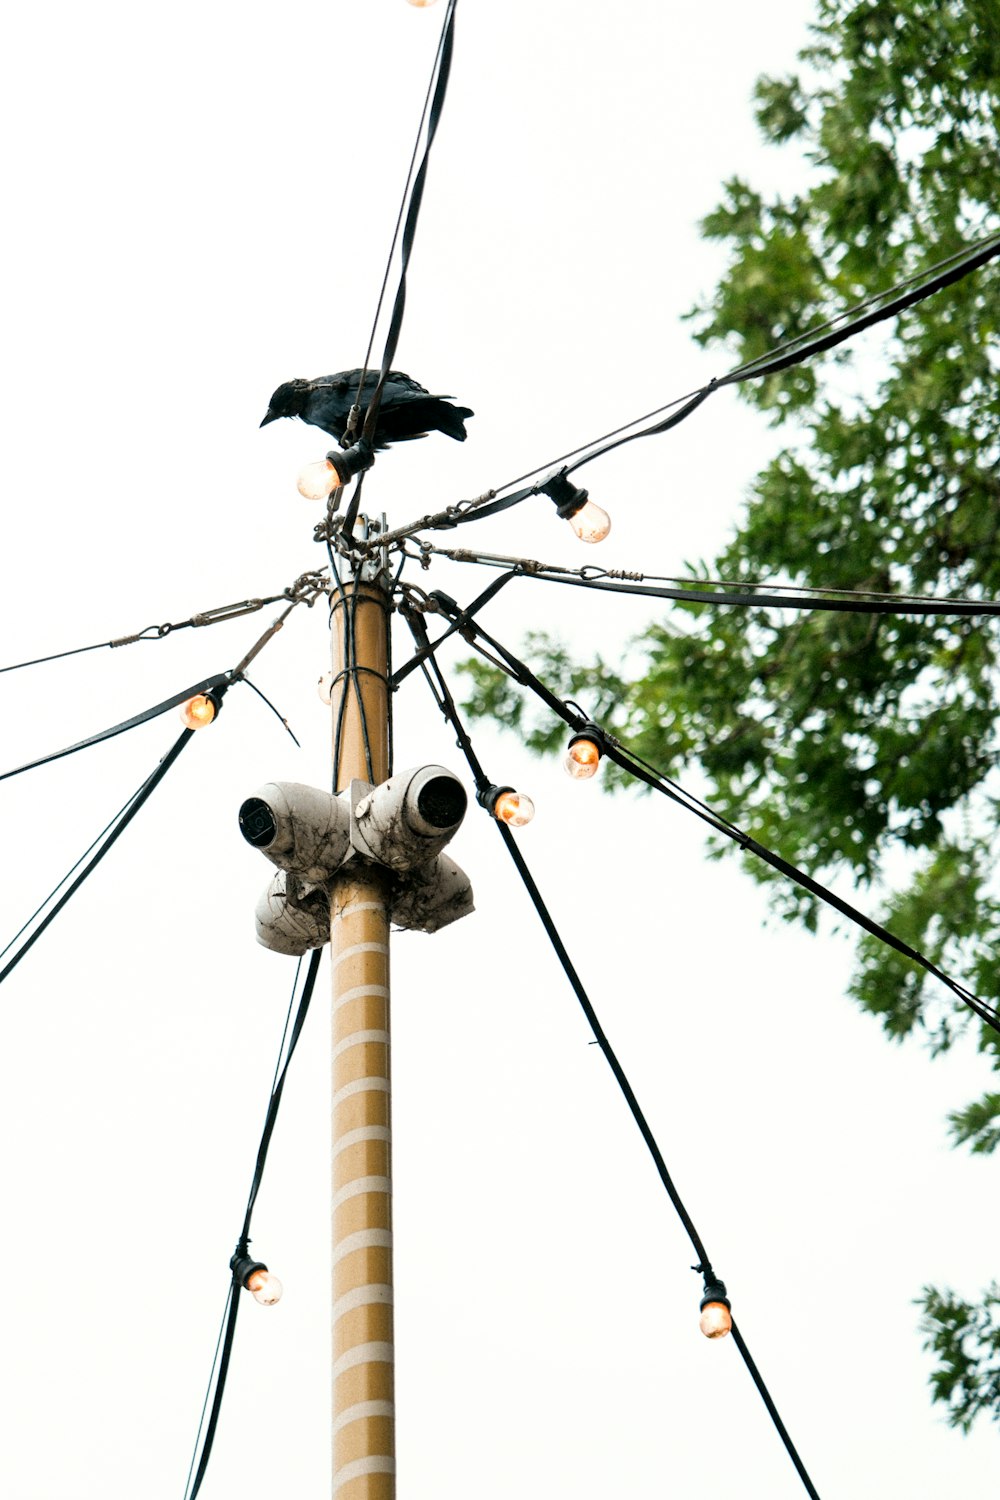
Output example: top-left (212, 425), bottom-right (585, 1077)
top-left (330, 572), bottom-right (395, 1500)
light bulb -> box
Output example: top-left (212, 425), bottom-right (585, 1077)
top-left (699, 1301), bottom-right (732, 1339)
top-left (563, 737), bottom-right (601, 780)
top-left (567, 499), bottom-right (612, 544)
top-left (180, 694), bottom-right (216, 729)
top-left (407, 0), bottom-right (439, 6)
top-left (297, 459), bottom-right (343, 502)
top-left (247, 1268), bottom-right (283, 1306)
top-left (494, 790), bottom-right (535, 827)
top-left (317, 672), bottom-right (333, 705)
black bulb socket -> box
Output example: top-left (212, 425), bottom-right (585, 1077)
top-left (568, 722), bottom-right (607, 755)
top-left (231, 1253), bottom-right (268, 1289)
top-left (477, 784), bottom-right (514, 816)
top-left (326, 441), bottom-right (375, 486)
top-left (699, 1277), bottom-right (731, 1313)
top-left (540, 469), bottom-right (590, 519)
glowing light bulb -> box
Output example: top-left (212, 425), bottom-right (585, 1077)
top-left (407, 0), bottom-right (439, 6)
top-left (699, 1301), bottom-right (732, 1339)
top-left (317, 673), bottom-right (333, 705)
top-left (494, 790), bottom-right (535, 827)
top-left (567, 499), bottom-right (612, 544)
top-left (563, 737), bottom-right (602, 780)
top-left (247, 1268), bottom-right (283, 1306)
top-left (297, 459), bottom-right (343, 502)
top-left (180, 694), bottom-right (217, 729)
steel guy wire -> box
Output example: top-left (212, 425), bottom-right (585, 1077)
top-left (0, 574), bottom-right (326, 678)
top-left (405, 543), bottom-right (1000, 619)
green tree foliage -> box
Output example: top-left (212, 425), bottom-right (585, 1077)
top-left (920, 1284), bottom-right (1000, 1432)
top-left (460, 0), bottom-right (1000, 1426)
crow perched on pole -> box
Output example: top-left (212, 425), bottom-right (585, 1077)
top-left (260, 369), bottom-right (473, 451)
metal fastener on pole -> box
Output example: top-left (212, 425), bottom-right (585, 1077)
top-left (329, 544), bottom-right (395, 1500)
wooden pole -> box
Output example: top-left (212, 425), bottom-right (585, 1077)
top-left (329, 566), bottom-right (395, 1500)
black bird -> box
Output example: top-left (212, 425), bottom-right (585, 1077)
top-left (260, 369), bottom-right (473, 451)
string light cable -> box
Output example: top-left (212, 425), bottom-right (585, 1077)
top-left (183, 948), bottom-right (323, 1500)
top-left (0, 595), bottom-right (315, 984)
top-left (400, 601), bottom-right (823, 1500)
top-left (421, 589), bottom-right (1000, 1041)
top-left (340, 0), bottom-right (460, 538)
top-left (0, 672), bottom-right (232, 785)
top-left (0, 714), bottom-right (214, 988)
top-left (373, 226), bottom-right (1000, 547)
top-left (0, 580), bottom-right (325, 785)
top-left (349, 0), bottom-right (460, 428)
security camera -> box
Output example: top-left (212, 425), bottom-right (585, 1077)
top-left (255, 870), bottom-right (331, 955)
top-left (351, 765), bottom-right (468, 872)
top-left (392, 854), bottom-right (474, 934)
top-left (238, 782), bottom-right (352, 883)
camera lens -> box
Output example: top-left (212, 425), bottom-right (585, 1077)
top-left (239, 797), bottom-right (278, 848)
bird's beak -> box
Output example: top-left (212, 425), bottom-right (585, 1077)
top-left (260, 410), bottom-right (278, 427)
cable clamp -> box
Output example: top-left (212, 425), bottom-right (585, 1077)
top-left (457, 491), bottom-right (496, 515)
top-left (342, 402), bottom-right (361, 444)
top-left (110, 624), bottom-right (166, 647)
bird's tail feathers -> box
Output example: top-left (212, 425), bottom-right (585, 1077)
top-left (433, 403), bottom-right (474, 442)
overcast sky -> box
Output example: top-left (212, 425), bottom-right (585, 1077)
top-left (1, 2), bottom-right (997, 1497)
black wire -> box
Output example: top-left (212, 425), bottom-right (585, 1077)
top-left (420, 554), bottom-right (1000, 620)
top-left (350, 573), bottom-right (377, 784)
top-left (240, 949), bottom-right (322, 1242)
top-left (439, 229), bottom-right (1000, 523)
top-left (240, 676), bottom-right (301, 748)
top-left (0, 786), bottom-right (140, 965)
top-left (185, 1281), bottom-right (242, 1500)
top-left (730, 1321), bottom-right (821, 1500)
top-left (353, 2), bottom-right (455, 406)
top-left (0, 672), bottom-right (231, 784)
top-left (561, 231), bottom-right (1000, 474)
top-left (267, 959), bottom-right (301, 1096)
top-left (353, 0), bottom-right (459, 476)
top-left (431, 595), bottom-right (1000, 1039)
top-left (728, 227), bottom-right (1000, 380)
top-left (423, 543), bottom-right (1000, 610)
top-left (390, 570), bottom-right (516, 686)
top-left (327, 545), bottom-right (352, 792)
top-left (405, 610), bottom-right (822, 1499)
top-left (0, 596), bottom-right (290, 677)
top-left (0, 639), bottom-right (117, 674)
top-left (184, 949), bottom-right (323, 1500)
top-left (519, 566), bottom-right (1000, 617)
top-left (0, 721), bottom-right (205, 987)
top-left (182, 1284), bottom-right (235, 1500)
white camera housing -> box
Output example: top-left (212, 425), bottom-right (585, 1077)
top-left (242, 768), bottom-right (474, 952)
top-left (239, 782), bottom-right (351, 883)
top-left (255, 870), bottom-right (331, 956)
top-left (350, 764), bottom-right (468, 872)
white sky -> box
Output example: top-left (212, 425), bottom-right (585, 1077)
top-left (1, 2), bottom-right (997, 1497)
